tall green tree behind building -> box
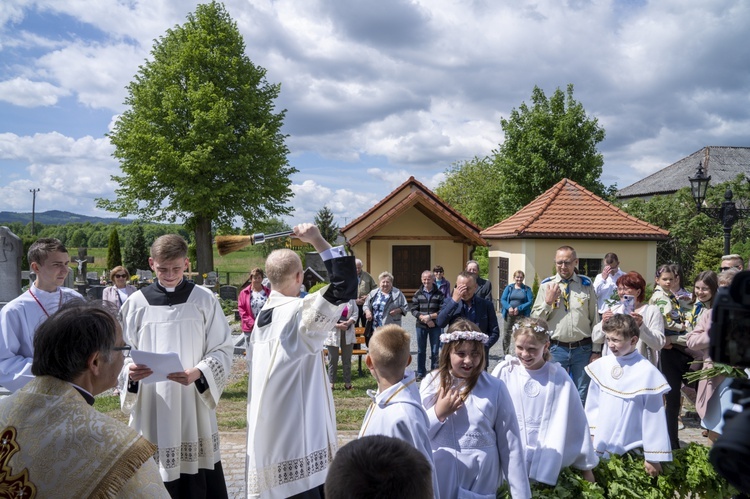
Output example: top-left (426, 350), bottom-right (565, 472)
top-left (437, 84), bottom-right (608, 227)
top-left (98, 1), bottom-right (296, 283)
top-left (314, 206), bottom-right (339, 244)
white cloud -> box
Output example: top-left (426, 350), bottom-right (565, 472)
top-left (0, 77), bottom-right (70, 107)
top-left (289, 179), bottom-right (380, 226)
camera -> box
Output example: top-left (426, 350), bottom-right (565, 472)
top-left (708, 270), bottom-right (750, 494)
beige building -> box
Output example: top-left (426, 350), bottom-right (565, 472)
top-left (481, 179), bottom-right (670, 293)
top-left (341, 177), bottom-right (485, 298)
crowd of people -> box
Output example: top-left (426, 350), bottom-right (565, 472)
top-left (0, 229), bottom-right (746, 498)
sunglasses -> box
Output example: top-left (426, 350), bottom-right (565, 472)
top-left (720, 265), bottom-right (739, 272)
top-left (114, 274), bottom-right (128, 278)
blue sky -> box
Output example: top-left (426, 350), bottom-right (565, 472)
top-left (1, 0), bottom-right (749, 227)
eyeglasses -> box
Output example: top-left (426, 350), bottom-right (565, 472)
top-left (720, 266), bottom-right (739, 271)
top-left (555, 261), bottom-right (574, 267)
top-left (114, 274), bottom-right (127, 278)
top-left (113, 345), bottom-right (131, 357)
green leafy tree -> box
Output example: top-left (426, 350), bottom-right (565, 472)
top-left (68, 229), bottom-right (88, 248)
top-left (314, 206), bottom-right (339, 244)
top-left (123, 224), bottom-right (149, 275)
top-left (98, 1), bottom-right (296, 283)
top-left (435, 157), bottom-right (504, 228)
top-left (107, 228), bottom-right (123, 270)
top-left (492, 84), bottom-right (607, 219)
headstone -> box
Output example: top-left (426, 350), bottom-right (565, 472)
top-left (219, 285), bottom-right (238, 301)
top-left (0, 227), bottom-right (22, 309)
top-left (63, 271), bottom-right (74, 289)
top-left (305, 252), bottom-right (328, 281)
top-left (136, 269), bottom-right (153, 282)
top-left (86, 285), bottom-right (105, 300)
top-left (303, 267), bottom-right (326, 293)
top-left (205, 272), bottom-right (218, 286)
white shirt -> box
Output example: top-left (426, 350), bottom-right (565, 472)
top-left (593, 268), bottom-right (626, 313)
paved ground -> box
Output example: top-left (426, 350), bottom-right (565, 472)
top-left (221, 313), bottom-right (710, 498)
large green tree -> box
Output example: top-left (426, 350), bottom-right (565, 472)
top-left (98, 1), bottom-right (296, 281)
top-left (435, 156), bottom-right (504, 228)
top-left (494, 84), bottom-right (607, 219)
top-left (123, 224), bottom-right (150, 275)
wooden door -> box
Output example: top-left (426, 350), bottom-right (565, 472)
top-left (498, 256), bottom-right (509, 289)
top-left (392, 245), bottom-right (431, 291)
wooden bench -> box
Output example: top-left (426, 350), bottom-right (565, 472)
top-left (352, 327), bottom-right (368, 376)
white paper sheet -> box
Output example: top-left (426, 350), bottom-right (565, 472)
top-left (130, 350), bottom-right (185, 384)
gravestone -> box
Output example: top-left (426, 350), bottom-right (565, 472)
top-left (0, 226), bottom-right (22, 309)
top-left (219, 285), bottom-right (238, 301)
top-left (87, 271), bottom-right (100, 285)
top-left (136, 269), bottom-right (153, 282)
top-left (86, 285), bottom-right (105, 300)
top-left (205, 272), bottom-right (219, 286)
top-left (63, 271), bottom-right (74, 289)
top-left (303, 267), bottom-right (325, 293)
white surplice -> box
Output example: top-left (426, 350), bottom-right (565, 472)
top-left (420, 371), bottom-right (531, 499)
top-left (585, 350), bottom-right (672, 462)
top-left (119, 282), bottom-right (234, 483)
top-left (0, 284), bottom-right (83, 391)
top-left (359, 370), bottom-right (440, 498)
top-left (492, 358), bottom-right (598, 486)
top-left (246, 288), bottom-right (346, 498)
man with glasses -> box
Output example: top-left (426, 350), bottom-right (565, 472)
top-left (719, 254), bottom-right (744, 272)
top-left (532, 245), bottom-right (598, 405)
top-left (0, 300), bottom-right (169, 497)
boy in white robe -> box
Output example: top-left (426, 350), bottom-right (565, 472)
top-left (245, 224), bottom-right (357, 499)
top-left (358, 324), bottom-right (440, 498)
top-left (585, 314), bottom-right (672, 477)
top-left (120, 234), bottom-right (234, 498)
top-left (0, 238), bottom-right (82, 392)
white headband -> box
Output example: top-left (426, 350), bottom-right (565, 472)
top-left (440, 330), bottom-right (489, 344)
top-left (512, 322), bottom-right (548, 334)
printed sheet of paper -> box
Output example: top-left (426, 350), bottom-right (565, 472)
top-left (130, 350), bottom-right (184, 384)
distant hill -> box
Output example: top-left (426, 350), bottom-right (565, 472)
top-left (0, 210), bottom-right (135, 225)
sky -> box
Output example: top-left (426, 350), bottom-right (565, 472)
top-left (1, 0), bottom-right (749, 229)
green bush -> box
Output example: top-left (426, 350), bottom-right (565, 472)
top-left (497, 444), bottom-right (737, 498)
top-left (308, 282), bottom-right (327, 294)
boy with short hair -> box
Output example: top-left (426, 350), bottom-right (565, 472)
top-left (325, 435), bottom-right (434, 499)
top-left (0, 237), bottom-right (83, 392)
top-left (120, 233), bottom-right (234, 498)
top-left (585, 314), bottom-right (672, 476)
top-left (359, 324), bottom-right (439, 498)
top-left (245, 223), bottom-right (357, 499)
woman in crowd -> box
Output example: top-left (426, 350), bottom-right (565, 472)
top-left (102, 266), bottom-right (137, 310)
top-left (363, 272), bottom-right (408, 329)
top-left (592, 271), bottom-right (665, 365)
top-left (433, 265), bottom-right (451, 299)
top-left (687, 269), bottom-right (731, 444)
top-left (238, 267), bottom-right (271, 342)
top-left (500, 270), bottom-right (534, 354)
top-left (650, 264), bottom-right (690, 449)
top-left (325, 299), bottom-right (358, 390)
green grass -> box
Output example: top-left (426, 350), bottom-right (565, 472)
top-left (83, 245), bottom-right (266, 286)
top-left (94, 364), bottom-right (376, 432)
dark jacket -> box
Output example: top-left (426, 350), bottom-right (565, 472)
top-left (410, 286), bottom-right (444, 329)
top-left (475, 277), bottom-right (493, 305)
top-left (437, 294), bottom-right (499, 348)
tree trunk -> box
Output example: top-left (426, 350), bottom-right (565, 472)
top-left (194, 216), bottom-right (214, 286)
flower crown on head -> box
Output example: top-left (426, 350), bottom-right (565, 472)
top-left (440, 330), bottom-right (489, 344)
top-left (512, 322), bottom-right (548, 334)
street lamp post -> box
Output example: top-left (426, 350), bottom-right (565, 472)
top-left (29, 188), bottom-right (40, 236)
top-left (688, 162), bottom-right (750, 255)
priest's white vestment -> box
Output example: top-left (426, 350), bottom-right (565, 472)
top-left (245, 251), bottom-right (356, 499)
top-left (119, 280), bottom-right (234, 483)
top-left (492, 358), bottom-right (598, 485)
top-left (585, 350), bottom-right (672, 462)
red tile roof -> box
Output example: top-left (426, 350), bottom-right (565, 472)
top-left (341, 176), bottom-right (486, 246)
top-left (481, 178), bottom-right (669, 240)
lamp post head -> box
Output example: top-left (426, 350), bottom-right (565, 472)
top-left (689, 161), bottom-right (711, 212)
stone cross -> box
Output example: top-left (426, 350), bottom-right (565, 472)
top-left (0, 227), bottom-right (22, 309)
